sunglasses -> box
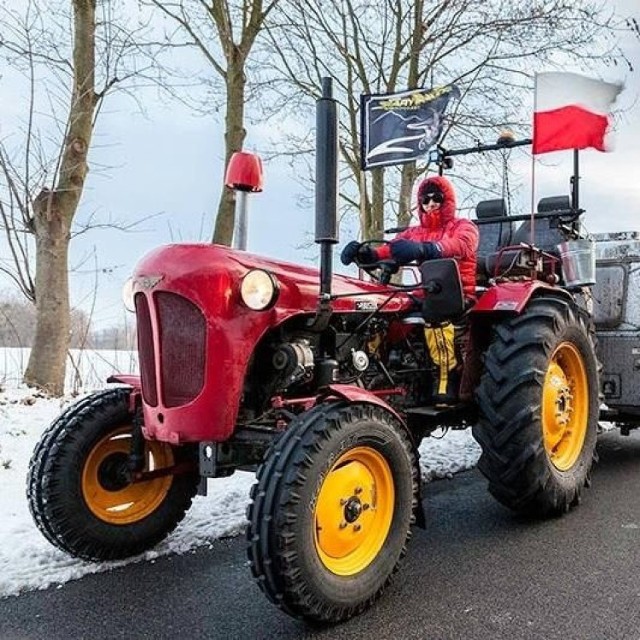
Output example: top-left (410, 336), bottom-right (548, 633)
top-left (422, 192), bottom-right (444, 205)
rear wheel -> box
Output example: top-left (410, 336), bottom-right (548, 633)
top-left (472, 296), bottom-right (599, 516)
top-left (247, 402), bottom-right (418, 622)
top-left (27, 387), bottom-right (199, 560)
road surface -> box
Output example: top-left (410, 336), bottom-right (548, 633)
top-left (1, 430), bottom-right (640, 640)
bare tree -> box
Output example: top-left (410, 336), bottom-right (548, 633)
top-left (0, 292), bottom-right (36, 347)
top-left (0, 0), bottom-right (156, 394)
top-left (90, 322), bottom-right (136, 350)
top-left (146, 0), bottom-right (280, 245)
top-left (263, 0), bottom-right (632, 240)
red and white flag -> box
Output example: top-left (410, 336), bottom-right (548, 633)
top-left (533, 72), bottom-right (623, 155)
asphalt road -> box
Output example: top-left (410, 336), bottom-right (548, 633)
top-left (2, 430), bottom-right (640, 640)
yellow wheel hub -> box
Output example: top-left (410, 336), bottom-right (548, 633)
top-left (81, 427), bottom-right (174, 525)
top-left (314, 446), bottom-right (394, 576)
top-left (542, 342), bottom-right (589, 471)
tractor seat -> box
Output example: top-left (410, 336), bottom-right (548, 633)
top-left (473, 199), bottom-right (516, 282)
top-left (511, 196), bottom-right (571, 254)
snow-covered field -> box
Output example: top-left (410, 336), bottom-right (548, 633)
top-left (0, 348), bottom-right (480, 598)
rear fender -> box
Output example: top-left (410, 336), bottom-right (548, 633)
top-left (472, 280), bottom-right (573, 314)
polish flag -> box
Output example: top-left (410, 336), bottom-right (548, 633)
top-left (533, 72), bottom-right (623, 155)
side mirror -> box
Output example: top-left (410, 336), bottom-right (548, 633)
top-left (420, 259), bottom-right (465, 322)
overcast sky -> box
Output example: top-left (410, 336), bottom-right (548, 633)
top-left (1, 2), bottom-right (639, 332)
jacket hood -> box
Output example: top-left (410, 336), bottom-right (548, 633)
top-left (416, 175), bottom-right (457, 229)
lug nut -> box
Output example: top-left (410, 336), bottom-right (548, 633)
top-left (362, 503), bottom-right (370, 511)
top-left (353, 524), bottom-right (361, 532)
top-left (339, 521), bottom-right (347, 529)
top-left (354, 486), bottom-right (363, 494)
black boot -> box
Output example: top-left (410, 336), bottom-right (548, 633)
top-left (432, 366), bottom-right (460, 407)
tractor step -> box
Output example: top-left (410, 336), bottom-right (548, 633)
top-left (404, 403), bottom-right (474, 435)
top-left (405, 405), bottom-right (465, 417)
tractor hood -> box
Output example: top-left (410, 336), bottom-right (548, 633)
top-left (132, 243), bottom-right (408, 318)
top-left (129, 243), bottom-right (410, 444)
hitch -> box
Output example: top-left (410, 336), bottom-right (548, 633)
top-left (199, 428), bottom-right (277, 478)
top-left (130, 461), bottom-right (196, 483)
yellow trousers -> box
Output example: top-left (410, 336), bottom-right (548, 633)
top-left (424, 322), bottom-right (458, 397)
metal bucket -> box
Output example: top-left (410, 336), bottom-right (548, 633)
top-left (558, 239), bottom-right (596, 287)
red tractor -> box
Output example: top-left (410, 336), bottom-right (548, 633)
top-left (27, 79), bottom-right (639, 623)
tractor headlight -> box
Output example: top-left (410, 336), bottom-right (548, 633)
top-left (122, 277), bottom-right (135, 313)
top-left (240, 269), bottom-right (278, 311)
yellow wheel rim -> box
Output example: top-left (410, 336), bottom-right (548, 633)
top-left (542, 342), bottom-right (589, 471)
top-left (314, 446), bottom-right (395, 576)
top-left (81, 427), bottom-right (174, 525)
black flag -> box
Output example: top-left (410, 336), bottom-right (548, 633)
top-left (360, 85), bottom-right (460, 170)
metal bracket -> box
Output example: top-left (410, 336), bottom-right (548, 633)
top-left (199, 442), bottom-right (217, 477)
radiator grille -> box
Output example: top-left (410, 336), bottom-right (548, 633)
top-left (156, 291), bottom-right (206, 407)
top-left (135, 293), bottom-right (158, 407)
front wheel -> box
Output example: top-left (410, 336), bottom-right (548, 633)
top-left (472, 296), bottom-right (599, 516)
top-left (246, 402), bottom-right (419, 622)
top-left (27, 387), bottom-right (199, 561)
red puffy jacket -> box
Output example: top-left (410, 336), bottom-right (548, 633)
top-left (379, 175), bottom-right (479, 299)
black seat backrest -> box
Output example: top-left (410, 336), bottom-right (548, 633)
top-left (474, 199), bottom-right (514, 257)
top-left (538, 195), bottom-right (571, 214)
top-left (511, 195), bottom-right (570, 253)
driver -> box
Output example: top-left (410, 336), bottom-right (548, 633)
top-left (340, 175), bottom-right (479, 405)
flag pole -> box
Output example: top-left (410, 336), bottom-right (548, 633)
top-left (530, 73), bottom-right (538, 246)
top-left (571, 149), bottom-right (580, 211)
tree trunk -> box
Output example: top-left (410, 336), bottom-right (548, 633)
top-left (357, 169), bottom-right (370, 241)
top-left (398, 163), bottom-right (418, 227)
top-left (367, 168), bottom-right (385, 240)
top-left (212, 57), bottom-right (247, 246)
top-left (24, 195), bottom-right (71, 395)
top-left (24, 0), bottom-right (95, 395)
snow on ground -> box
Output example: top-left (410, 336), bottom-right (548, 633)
top-left (0, 348), bottom-right (480, 598)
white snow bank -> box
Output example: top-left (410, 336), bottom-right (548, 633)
top-left (0, 369), bottom-right (480, 598)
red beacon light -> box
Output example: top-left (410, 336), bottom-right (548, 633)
top-left (225, 151), bottom-right (264, 193)
top-left (224, 151), bottom-right (263, 250)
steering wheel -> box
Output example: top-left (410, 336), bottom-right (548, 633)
top-left (356, 240), bottom-right (399, 285)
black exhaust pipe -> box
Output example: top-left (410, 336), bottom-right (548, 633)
top-left (315, 77), bottom-right (339, 297)
top-left (308, 77), bottom-right (338, 340)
